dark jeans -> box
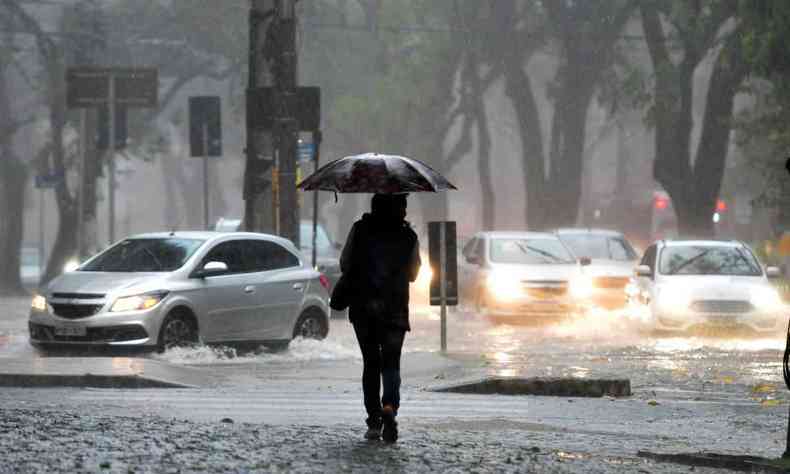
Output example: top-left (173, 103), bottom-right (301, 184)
top-left (352, 320), bottom-right (406, 419)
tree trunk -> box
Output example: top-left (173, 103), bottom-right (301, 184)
top-left (0, 43), bottom-right (27, 295)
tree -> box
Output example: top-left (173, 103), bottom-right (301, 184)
top-left (640, 0), bottom-right (748, 237)
top-left (491, 0), bottom-right (635, 230)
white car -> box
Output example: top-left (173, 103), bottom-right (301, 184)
top-left (459, 231), bottom-right (592, 323)
top-left (628, 240), bottom-right (786, 334)
top-left (556, 228), bottom-right (639, 310)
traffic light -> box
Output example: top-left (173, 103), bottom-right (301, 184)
top-left (654, 196), bottom-right (669, 210)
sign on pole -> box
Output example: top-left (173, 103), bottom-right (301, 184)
top-left (34, 171), bottom-right (64, 189)
top-left (66, 67), bottom-right (158, 108)
top-left (428, 221), bottom-right (458, 353)
top-left (246, 86), bottom-right (321, 131)
top-left (189, 96), bottom-right (222, 157)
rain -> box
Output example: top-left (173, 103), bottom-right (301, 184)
top-left (1, 1), bottom-right (790, 472)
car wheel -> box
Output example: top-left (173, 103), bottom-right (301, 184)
top-left (157, 310), bottom-right (199, 352)
top-left (293, 309), bottom-right (328, 340)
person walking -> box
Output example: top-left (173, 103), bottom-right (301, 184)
top-left (340, 193), bottom-right (421, 443)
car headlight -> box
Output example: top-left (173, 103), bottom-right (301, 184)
top-left (63, 259), bottom-right (80, 273)
top-left (110, 292), bottom-right (168, 313)
top-left (31, 294), bottom-right (47, 312)
top-left (658, 284), bottom-right (691, 312)
top-left (416, 264), bottom-right (433, 291)
top-left (569, 275), bottom-right (593, 299)
top-left (751, 286), bottom-right (783, 310)
top-left (487, 270), bottom-right (523, 301)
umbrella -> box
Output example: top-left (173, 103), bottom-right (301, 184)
top-left (297, 152), bottom-right (457, 194)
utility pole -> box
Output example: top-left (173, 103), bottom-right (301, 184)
top-left (243, 0), bottom-right (277, 234)
top-left (273, 0), bottom-right (300, 246)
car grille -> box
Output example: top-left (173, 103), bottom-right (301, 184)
top-left (50, 304), bottom-right (104, 319)
top-left (593, 277), bottom-right (629, 289)
top-left (29, 322), bottom-right (148, 343)
top-left (523, 281), bottom-right (568, 299)
top-left (51, 292), bottom-right (105, 300)
top-left (691, 300), bottom-right (754, 314)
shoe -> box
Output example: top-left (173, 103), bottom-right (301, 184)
top-left (381, 405), bottom-right (398, 443)
top-left (364, 416), bottom-right (382, 440)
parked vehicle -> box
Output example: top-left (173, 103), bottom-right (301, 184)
top-left (29, 231), bottom-right (330, 351)
top-left (459, 231), bottom-right (592, 324)
top-left (627, 240), bottom-right (785, 334)
top-left (556, 228), bottom-right (639, 310)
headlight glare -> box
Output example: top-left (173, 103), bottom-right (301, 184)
top-left (658, 284), bottom-right (691, 312)
top-left (569, 275), bottom-right (593, 299)
top-left (110, 292), bottom-right (167, 313)
top-left (487, 270), bottom-right (523, 301)
top-left (31, 295), bottom-right (47, 311)
top-left (751, 286), bottom-right (782, 310)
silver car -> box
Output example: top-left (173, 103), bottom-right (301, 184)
top-left (459, 231), bottom-right (592, 323)
top-left (29, 232), bottom-right (330, 351)
top-left (628, 240), bottom-right (786, 334)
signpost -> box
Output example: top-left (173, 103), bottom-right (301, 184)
top-left (189, 96), bottom-right (222, 230)
top-left (66, 67), bottom-right (158, 245)
top-left (429, 221), bottom-right (458, 352)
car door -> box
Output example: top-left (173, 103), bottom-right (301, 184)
top-left (193, 240), bottom-right (258, 342)
top-left (240, 239), bottom-right (305, 341)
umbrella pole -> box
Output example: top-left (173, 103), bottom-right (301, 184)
top-left (311, 131), bottom-right (322, 268)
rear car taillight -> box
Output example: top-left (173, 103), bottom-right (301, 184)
top-left (319, 274), bottom-right (331, 292)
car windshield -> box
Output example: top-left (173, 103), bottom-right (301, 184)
top-left (80, 238), bottom-right (205, 272)
top-left (559, 234), bottom-right (637, 261)
top-left (21, 249), bottom-right (38, 266)
top-left (659, 246), bottom-right (762, 276)
top-left (299, 222), bottom-right (333, 253)
top-left (490, 238), bottom-right (575, 264)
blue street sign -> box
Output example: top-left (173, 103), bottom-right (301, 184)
top-left (34, 171), bottom-right (64, 189)
top-left (298, 142), bottom-right (315, 163)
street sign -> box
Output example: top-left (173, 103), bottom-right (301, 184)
top-left (298, 142), bottom-right (315, 163)
top-left (96, 105), bottom-right (127, 150)
top-left (66, 67), bottom-right (158, 108)
top-left (429, 221), bottom-right (458, 306)
top-left (246, 86), bottom-right (321, 131)
top-left (34, 171), bottom-right (64, 189)
top-left (189, 96), bottom-right (222, 157)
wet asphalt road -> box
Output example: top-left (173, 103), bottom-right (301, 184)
top-left (2, 296), bottom-right (790, 472)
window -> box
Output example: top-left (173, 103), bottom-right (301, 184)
top-left (659, 246), bottom-right (762, 276)
top-left (81, 238), bottom-right (205, 272)
top-left (201, 241), bottom-right (247, 274)
top-left (489, 238), bottom-right (575, 264)
top-left (245, 240), bottom-right (300, 272)
top-left (609, 238), bottom-right (637, 261)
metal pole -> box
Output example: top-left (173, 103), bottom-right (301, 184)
top-left (77, 109), bottom-right (86, 260)
top-left (440, 222), bottom-right (447, 352)
top-left (39, 188), bottom-right (44, 277)
top-left (107, 73), bottom-right (116, 244)
top-left (203, 123), bottom-right (210, 230)
top-left (311, 131), bottom-right (322, 268)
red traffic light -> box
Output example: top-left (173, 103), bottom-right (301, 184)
top-left (654, 197), bottom-right (669, 210)
top-left (716, 199), bottom-right (727, 212)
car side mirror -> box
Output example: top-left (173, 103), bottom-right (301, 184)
top-left (634, 264), bottom-right (652, 278)
top-left (579, 257), bottom-right (592, 266)
top-left (193, 261), bottom-right (228, 278)
top-left (466, 254), bottom-right (481, 265)
top-left (766, 266), bottom-right (783, 279)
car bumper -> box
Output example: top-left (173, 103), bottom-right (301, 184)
top-left (28, 304), bottom-right (165, 347)
top-left (651, 308), bottom-right (784, 333)
top-left (590, 288), bottom-right (628, 310)
top-left (485, 296), bottom-right (581, 319)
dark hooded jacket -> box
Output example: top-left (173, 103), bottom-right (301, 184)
top-left (340, 213), bottom-right (420, 331)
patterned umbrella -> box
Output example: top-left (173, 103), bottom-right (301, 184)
top-left (297, 153), bottom-right (457, 193)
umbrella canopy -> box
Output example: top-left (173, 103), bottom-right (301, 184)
top-left (297, 153), bottom-right (457, 194)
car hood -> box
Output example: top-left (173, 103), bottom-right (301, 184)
top-left (657, 275), bottom-right (767, 300)
top-left (488, 263), bottom-right (579, 281)
top-left (583, 260), bottom-right (636, 278)
top-left (46, 271), bottom-right (170, 297)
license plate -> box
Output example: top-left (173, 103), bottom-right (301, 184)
top-left (54, 325), bottom-right (86, 337)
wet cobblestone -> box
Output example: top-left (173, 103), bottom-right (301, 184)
top-left (0, 407), bottom-right (707, 473)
